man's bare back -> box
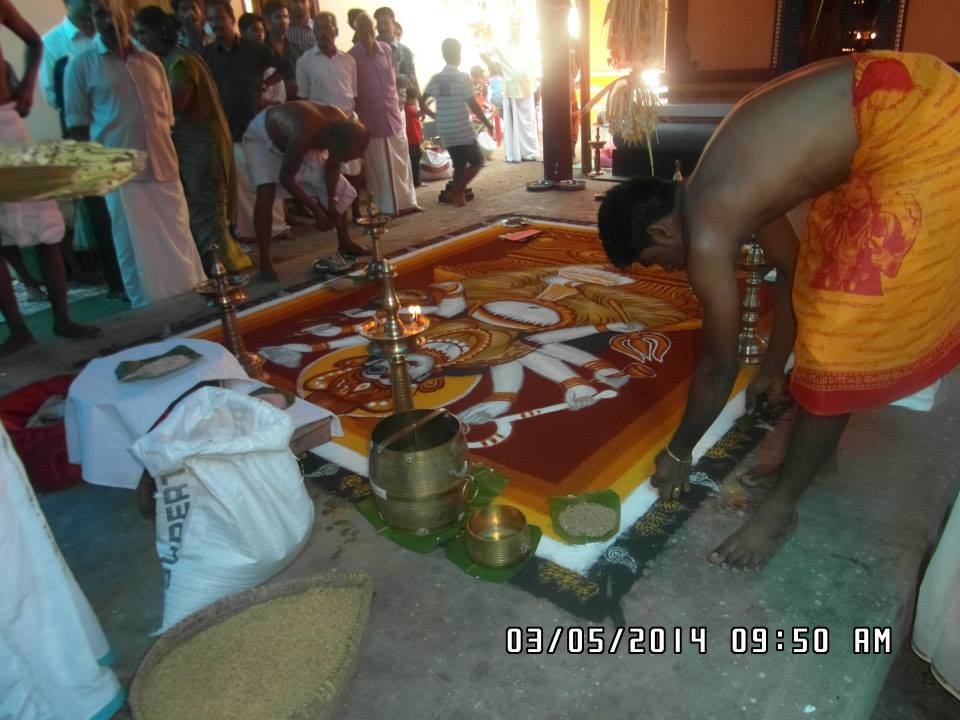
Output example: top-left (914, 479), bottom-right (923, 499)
top-left (686, 55), bottom-right (860, 254)
top-left (264, 101), bottom-right (347, 153)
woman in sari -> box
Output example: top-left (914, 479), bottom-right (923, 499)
top-left (132, 6), bottom-right (251, 275)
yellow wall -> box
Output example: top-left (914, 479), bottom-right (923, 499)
top-left (902, 0), bottom-right (960, 62)
top-left (687, 0), bottom-right (776, 71)
top-left (1, 1), bottom-right (70, 139)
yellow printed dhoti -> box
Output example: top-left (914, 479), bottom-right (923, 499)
top-left (791, 52), bottom-right (960, 415)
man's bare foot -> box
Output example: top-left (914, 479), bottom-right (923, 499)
top-left (53, 321), bottom-right (103, 339)
top-left (0, 331), bottom-right (36, 358)
top-left (259, 266), bottom-right (279, 282)
top-left (739, 462), bottom-right (782, 489)
top-left (709, 500), bottom-right (799, 570)
top-left (447, 189), bottom-right (466, 207)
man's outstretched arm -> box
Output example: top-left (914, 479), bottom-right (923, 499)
top-left (672, 237), bottom-right (742, 452)
top-left (749, 215), bottom-right (799, 411)
top-left (278, 140), bottom-right (330, 228)
top-left (652, 230), bottom-right (742, 498)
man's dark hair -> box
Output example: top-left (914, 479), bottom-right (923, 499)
top-left (597, 177), bottom-right (677, 268)
top-left (238, 12), bottom-right (264, 34)
top-left (315, 10), bottom-right (335, 25)
top-left (328, 120), bottom-right (370, 158)
top-left (441, 38), bottom-right (460, 64)
top-left (373, 6), bottom-right (395, 21)
top-left (347, 8), bottom-right (363, 28)
top-left (133, 5), bottom-right (177, 46)
top-left (262, 1), bottom-right (286, 20)
top-left (393, 21), bottom-right (402, 33)
top-left (207, 0), bottom-right (234, 20)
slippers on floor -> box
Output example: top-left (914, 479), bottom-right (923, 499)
top-left (313, 254), bottom-right (355, 276)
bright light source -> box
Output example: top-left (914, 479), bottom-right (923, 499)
top-left (870, 31), bottom-right (877, 39)
top-left (641, 68), bottom-right (663, 88)
top-left (242, 0), bottom-right (254, 11)
top-left (567, 4), bottom-right (580, 38)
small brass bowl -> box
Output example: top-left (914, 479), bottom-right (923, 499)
top-left (464, 505), bottom-right (533, 568)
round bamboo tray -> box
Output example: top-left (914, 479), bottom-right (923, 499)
top-left (129, 573), bottom-right (373, 720)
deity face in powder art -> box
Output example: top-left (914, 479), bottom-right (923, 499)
top-left (471, 299), bottom-right (568, 331)
top-left (362, 353), bottom-right (436, 384)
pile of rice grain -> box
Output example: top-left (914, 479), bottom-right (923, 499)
top-left (140, 586), bottom-right (364, 720)
top-left (557, 502), bottom-right (618, 539)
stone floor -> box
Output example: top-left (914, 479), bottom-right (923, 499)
top-left (4, 157), bottom-right (958, 719)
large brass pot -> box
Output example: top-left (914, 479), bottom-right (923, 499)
top-left (369, 408), bottom-right (471, 534)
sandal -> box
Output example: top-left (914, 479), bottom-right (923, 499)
top-left (313, 253), bottom-right (355, 276)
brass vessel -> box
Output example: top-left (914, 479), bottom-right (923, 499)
top-left (369, 408), bottom-right (472, 534)
top-left (464, 505), bottom-right (533, 568)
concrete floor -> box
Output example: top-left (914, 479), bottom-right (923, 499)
top-left (5, 157), bottom-right (958, 719)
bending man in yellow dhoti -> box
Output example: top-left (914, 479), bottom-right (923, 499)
top-left (598, 52), bottom-right (960, 569)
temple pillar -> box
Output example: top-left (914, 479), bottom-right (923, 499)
top-left (577, 0), bottom-right (591, 175)
top-left (539, 0), bottom-right (573, 181)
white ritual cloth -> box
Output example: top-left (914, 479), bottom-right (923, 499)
top-left (0, 425), bottom-right (124, 720)
top-left (65, 338), bottom-right (248, 489)
top-left (913, 489), bottom-right (960, 699)
top-left (221, 378), bottom-right (344, 441)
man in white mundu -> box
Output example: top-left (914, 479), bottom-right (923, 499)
top-left (65, 0), bottom-right (204, 308)
top-left (349, 12), bottom-right (418, 216)
top-left (482, 14), bottom-right (539, 163)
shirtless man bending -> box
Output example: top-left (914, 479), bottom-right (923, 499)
top-left (598, 52), bottom-right (960, 570)
top-left (0, 0), bottom-right (100, 357)
top-left (242, 100), bottom-right (369, 281)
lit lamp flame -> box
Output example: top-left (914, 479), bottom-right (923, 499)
top-left (407, 305), bottom-right (422, 321)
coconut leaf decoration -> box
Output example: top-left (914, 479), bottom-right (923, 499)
top-left (603, 0), bottom-right (667, 70)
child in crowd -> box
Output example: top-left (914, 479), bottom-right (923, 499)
top-left (470, 65), bottom-right (488, 105)
top-left (487, 61), bottom-right (504, 118)
top-left (404, 86), bottom-right (424, 187)
top-left (238, 13), bottom-right (285, 106)
top-left (422, 38), bottom-right (494, 207)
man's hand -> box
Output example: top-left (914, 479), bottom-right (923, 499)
top-left (13, 86), bottom-right (33, 117)
top-left (745, 372), bottom-right (786, 415)
top-left (651, 447), bottom-right (692, 500)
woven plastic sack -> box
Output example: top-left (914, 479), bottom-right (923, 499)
top-left (420, 147), bottom-right (452, 181)
top-left (130, 387), bottom-right (314, 632)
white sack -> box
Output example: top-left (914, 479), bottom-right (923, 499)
top-left (130, 387), bottom-right (314, 632)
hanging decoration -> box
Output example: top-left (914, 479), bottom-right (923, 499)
top-left (603, 0), bottom-right (666, 70)
top-left (596, 0), bottom-right (667, 170)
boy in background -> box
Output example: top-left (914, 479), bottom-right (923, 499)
top-left (404, 86), bottom-right (423, 187)
top-left (422, 38), bottom-right (493, 207)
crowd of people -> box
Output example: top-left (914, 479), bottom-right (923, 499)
top-left (0, 0), bottom-right (542, 357)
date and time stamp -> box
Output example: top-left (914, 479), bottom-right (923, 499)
top-left (505, 626), bottom-right (894, 655)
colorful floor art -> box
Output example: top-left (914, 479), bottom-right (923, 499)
top-left (190, 219), bottom-right (777, 617)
